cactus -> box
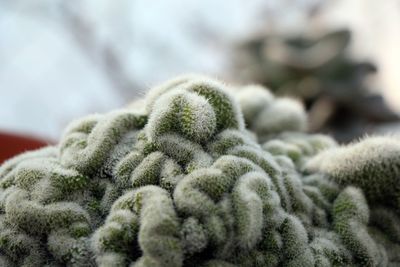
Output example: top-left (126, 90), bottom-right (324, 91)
top-left (0, 75), bottom-right (399, 266)
top-left (236, 85), bottom-right (307, 142)
top-left (306, 136), bottom-right (400, 209)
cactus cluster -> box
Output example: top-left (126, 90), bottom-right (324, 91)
top-left (1, 75), bottom-right (400, 266)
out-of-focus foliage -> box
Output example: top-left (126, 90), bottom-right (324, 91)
top-left (233, 29), bottom-right (399, 142)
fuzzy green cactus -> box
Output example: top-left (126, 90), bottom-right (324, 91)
top-left (235, 85), bottom-right (307, 142)
top-left (1, 75), bottom-right (400, 267)
top-left (306, 136), bottom-right (400, 210)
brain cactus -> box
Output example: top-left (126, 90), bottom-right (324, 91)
top-left (1, 75), bottom-right (399, 267)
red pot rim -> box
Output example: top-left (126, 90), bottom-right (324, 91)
top-left (0, 131), bottom-right (51, 164)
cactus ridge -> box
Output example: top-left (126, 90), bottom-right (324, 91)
top-left (0, 76), bottom-right (399, 266)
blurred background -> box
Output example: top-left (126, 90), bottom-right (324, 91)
top-left (1, 0), bottom-right (400, 158)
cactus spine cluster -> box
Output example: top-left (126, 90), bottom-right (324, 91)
top-left (0, 75), bottom-right (399, 266)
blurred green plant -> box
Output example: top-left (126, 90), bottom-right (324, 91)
top-left (233, 29), bottom-right (398, 142)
